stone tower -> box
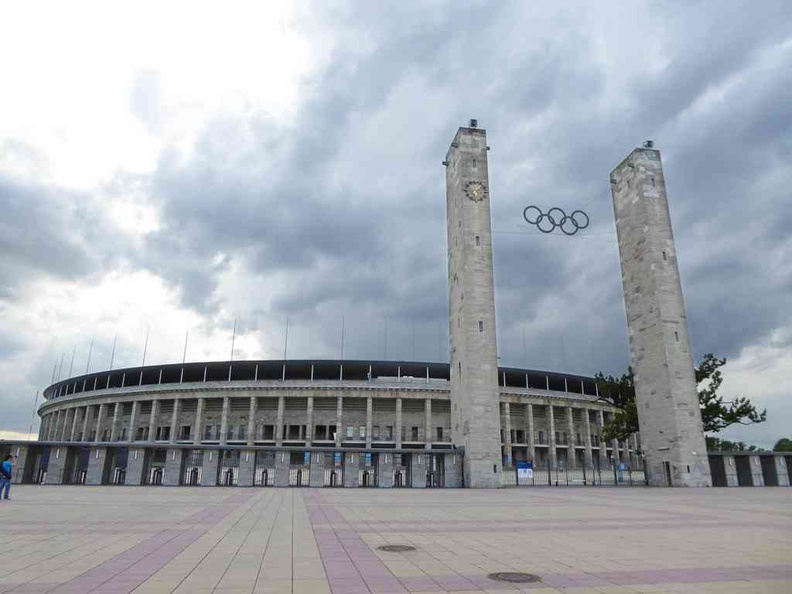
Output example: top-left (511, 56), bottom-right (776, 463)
top-left (610, 146), bottom-right (711, 487)
top-left (444, 122), bottom-right (502, 488)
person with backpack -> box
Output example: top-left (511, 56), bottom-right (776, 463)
top-left (0, 455), bottom-right (14, 500)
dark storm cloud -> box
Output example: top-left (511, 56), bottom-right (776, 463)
top-left (0, 174), bottom-right (98, 299)
top-left (135, 0), bottom-right (792, 391)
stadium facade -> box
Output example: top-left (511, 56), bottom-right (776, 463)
top-left (20, 359), bottom-right (634, 488)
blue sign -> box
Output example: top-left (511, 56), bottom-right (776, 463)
top-left (516, 460), bottom-right (533, 483)
top-left (304, 452), bottom-right (310, 464)
top-left (334, 452), bottom-right (342, 466)
top-left (365, 453), bottom-right (372, 466)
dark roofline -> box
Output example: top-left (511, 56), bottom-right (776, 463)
top-left (43, 359), bottom-right (600, 401)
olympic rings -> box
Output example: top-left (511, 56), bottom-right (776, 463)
top-left (522, 205), bottom-right (590, 235)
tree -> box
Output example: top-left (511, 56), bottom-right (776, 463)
top-left (773, 438), bottom-right (792, 452)
top-left (595, 353), bottom-right (766, 443)
top-left (705, 437), bottom-right (763, 452)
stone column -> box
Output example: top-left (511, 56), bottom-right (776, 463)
top-left (366, 396), bottom-right (373, 448)
top-left (95, 404), bottom-right (106, 443)
top-left (81, 405), bottom-right (92, 443)
top-left (526, 403), bottom-right (536, 463)
top-left (334, 396), bottom-right (342, 447)
top-left (193, 398), bottom-right (204, 443)
top-left (238, 450), bottom-right (256, 487)
top-left (53, 411), bottom-right (62, 440)
top-left (548, 404), bottom-right (557, 469)
top-left (410, 453), bottom-right (426, 488)
top-left (201, 449), bottom-right (220, 486)
top-left (170, 399), bottom-right (181, 444)
top-left (64, 409), bottom-right (75, 441)
top-left (109, 402), bottom-right (121, 442)
top-left (274, 450), bottom-right (289, 487)
top-left (47, 446), bottom-right (68, 484)
top-left (309, 452), bottom-right (325, 487)
top-left (48, 412), bottom-right (58, 441)
top-left (567, 407), bottom-right (576, 469)
top-left (126, 448), bottom-right (146, 486)
top-left (343, 452), bottom-right (360, 488)
top-left (128, 401), bottom-right (139, 442)
top-left (395, 398), bottom-right (403, 449)
top-left (220, 397), bottom-right (230, 445)
top-left (443, 453), bottom-right (463, 488)
top-left (86, 447), bottom-right (109, 485)
top-left (424, 398), bottom-right (432, 449)
top-left (611, 431), bottom-right (621, 469)
top-left (503, 402), bottom-right (512, 467)
top-left (69, 408), bottom-right (80, 441)
top-left (583, 409), bottom-right (593, 469)
top-left (148, 400), bottom-right (160, 442)
top-left (273, 396), bottom-right (285, 445)
top-left (52, 410), bottom-right (63, 441)
top-left (378, 452), bottom-right (394, 488)
top-left (247, 397), bottom-right (257, 446)
top-left (598, 410), bottom-right (608, 469)
top-left (163, 449), bottom-right (183, 486)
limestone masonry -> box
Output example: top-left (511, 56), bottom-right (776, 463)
top-left (611, 147), bottom-right (711, 487)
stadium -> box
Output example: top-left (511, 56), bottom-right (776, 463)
top-left (24, 359), bottom-right (636, 488)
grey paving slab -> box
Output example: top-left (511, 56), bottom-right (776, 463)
top-left (0, 486), bottom-right (788, 593)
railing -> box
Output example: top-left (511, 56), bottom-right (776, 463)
top-left (501, 462), bottom-right (648, 487)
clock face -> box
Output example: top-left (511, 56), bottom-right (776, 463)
top-left (465, 180), bottom-right (487, 202)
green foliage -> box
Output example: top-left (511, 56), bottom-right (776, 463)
top-left (595, 353), bottom-right (766, 443)
top-left (705, 437), bottom-right (763, 452)
top-left (696, 354), bottom-right (766, 433)
top-left (773, 438), bottom-right (792, 452)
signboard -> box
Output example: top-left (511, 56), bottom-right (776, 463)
top-left (516, 460), bottom-right (533, 485)
top-left (334, 452), bottom-right (342, 466)
top-left (364, 453), bottom-right (372, 466)
top-left (304, 452), bottom-right (310, 464)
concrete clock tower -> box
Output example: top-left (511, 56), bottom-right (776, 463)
top-left (444, 121), bottom-right (502, 488)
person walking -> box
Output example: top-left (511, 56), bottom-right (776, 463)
top-left (0, 455), bottom-right (13, 500)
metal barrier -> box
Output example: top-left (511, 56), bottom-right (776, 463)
top-left (504, 461), bottom-right (647, 487)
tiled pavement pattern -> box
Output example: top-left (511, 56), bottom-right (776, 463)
top-left (0, 486), bottom-right (789, 593)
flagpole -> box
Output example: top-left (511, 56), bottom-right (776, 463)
top-left (109, 332), bottom-right (118, 370)
top-left (67, 345), bottom-right (76, 377)
top-left (182, 329), bottom-right (189, 364)
top-left (27, 391), bottom-right (40, 442)
top-left (283, 316), bottom-right (290, 360)
top-left (141, 326), bottom-right (150, 366)
top-left (85, 339), bottom-right (93, 374)
top-left (230, 318), bottom-right (237, 362)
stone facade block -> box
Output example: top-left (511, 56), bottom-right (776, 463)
top-left (163, 449), bottom-right (183, 486)
top-left (201, 450), bottom-right (220, 486)
top-left (775, 456), bottom-right (790, 487)
top-left (378, 453), bottom-right (394, 488)
top-left (46, 446), bottom-right (68, 485)
top-left (126, 449), bottom-right (146, 486)
top-left (309, 452), bottom-right (325, 488)
top-left (86, 447), bottom-right (109, 485)
top-left (343, 452), bottom-right (359, 488)
top-left (238, 450), bottom-right (256, 487)
top-left (749, 455), bottom-right (765, 487)
top-left (410, 453), bottom-right (426, 488)
top-left (444, 452), bottom-right (463, 488)
top-left (274, 451), bottom-right (289, 487)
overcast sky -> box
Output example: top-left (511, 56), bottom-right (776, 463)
top-left (1, 1), bottom-right (790, 448)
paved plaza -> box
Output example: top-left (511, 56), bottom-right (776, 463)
top-left (0, 486), bottom-right (789, 593)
